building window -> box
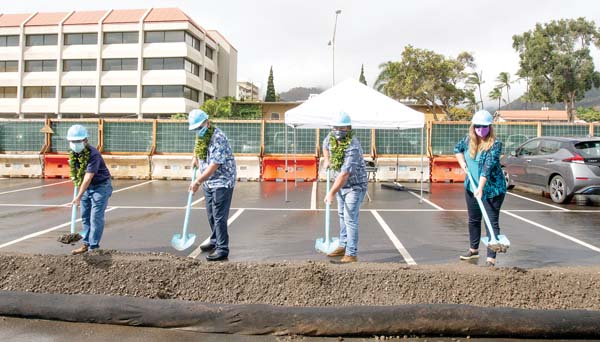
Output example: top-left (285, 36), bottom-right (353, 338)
top-left (25, 60), bottom-right (57, 72)
top-left (184, 32), bottom-right (201, 51)
top-left (101, 85), bottom-right (136, 98)
top-left (0, 35), bottom-right (19, 47)
top-left (103, 32), bottom-right (138, 44)
top-left (271, 112), bottom-right (280, 120)
top-left (184, 59), bottom-right (200, 76)
top-left (143, 57), bottom-right (184, 70)
top-left (25, 34), bottom-right (58, 46)
top-left (142, 85), bottom-right (199, 102)
top-left (23, 86), bottom-right (55, 98)
top-left (205, 46), bottom-right (214, 60)
top-left (204, 93), bottom-right (213, 102)
top-left (204, 69), bottom-right (214, 83)
top-left (64, 33), bottom-right (97, 45)
top-left (62, 86), bottom-right (95, 98)
top-left (102, 58), bottom-right (137, 71)
top-left (144, 30), bottom-right (191, 44)
top-left (63, 59), bottom-right (96, 72)
top-left (0, 87), bottom-right (17, 98)
top-left (0, 60), bottom-right (18, 72)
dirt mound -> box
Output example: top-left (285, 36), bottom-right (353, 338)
top-left (1, 250), bottom-right (598, 310)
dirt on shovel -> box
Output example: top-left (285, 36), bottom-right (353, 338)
top-left (57, 233), bottom-right (82, 244)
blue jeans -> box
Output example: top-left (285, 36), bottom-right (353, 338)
top-left (203, 186), bottom-right (234, 256)
top-left (336, 187), bottom-right (366, 257)
top-left (81, 180), bottom-right (113, 249)
top-left (465, 190), bottom-right (505, 259)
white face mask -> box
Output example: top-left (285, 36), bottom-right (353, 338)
top-left (69, 142), bottom-right (85, 153)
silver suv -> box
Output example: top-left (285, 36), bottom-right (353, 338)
top-left (501, 137), bottom-right (600, 203)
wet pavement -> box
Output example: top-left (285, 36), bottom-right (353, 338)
top-left (0, 179), bottom-right (599, 267)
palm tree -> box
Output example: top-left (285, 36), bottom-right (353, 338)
top-left (466, 71), bottom-right (485, 110)
top-left (489, 87), bottom-right (502, 111)
top-left (496, 72), bottom-right (512, 109)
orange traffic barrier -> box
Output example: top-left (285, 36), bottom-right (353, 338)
top-left (430, 156), bottom-right (465, 183)
top-left (262, 156), bottom-right (317, 181)
top-left (44, 154), bottom-right (71, 179)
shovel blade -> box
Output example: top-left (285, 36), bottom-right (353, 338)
top-left (171, 233), bottom-right (197, 251)
top-left (481, 234), bottom-right (510, 253)
top-left (315, 237), bottom-right (340, 255)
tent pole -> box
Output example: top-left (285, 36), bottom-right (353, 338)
top-left (285, 124), bottom-right (288, 202)
top-left (420, 125), bottom-right (424, 203)
top-left (294, 126), bottom-right (297, 187)
top-left (395, 127), bottom-right (400, 184)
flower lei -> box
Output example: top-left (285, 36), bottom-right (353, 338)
top-left (69, 146), bottom-right (90, 187)
top-left (194, 124), bottom-right (216, 161)
top-left (329, 130), bottom-right (353, 171)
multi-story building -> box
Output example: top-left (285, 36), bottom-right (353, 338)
top-left (0, 8), bottom-right (237, 118)
top-left (237, 81), bottom-right (259, 101)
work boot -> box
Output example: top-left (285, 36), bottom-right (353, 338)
top-left (459, 249), bottom-right (479, 260)
top-left (340, 255), bottom-right (357, 263)
top-left (71, 245), bottom-right (88, 255)
top-left (327, 246), bottom-right (346, 257)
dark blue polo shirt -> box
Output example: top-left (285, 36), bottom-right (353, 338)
top-left (75, 145), bottom-right (111, 185)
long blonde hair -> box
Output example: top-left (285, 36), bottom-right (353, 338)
top-left (468, 125), bottom-right (495, 159)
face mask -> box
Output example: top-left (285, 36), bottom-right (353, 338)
top-left (197, 126), bottom-right (208, 138)
top-left (69, 142), bottom-right (85, 153)
top-left (475, 126), bottom-right (490, 138)
top-left (333, 130), bottom-right (348, 140)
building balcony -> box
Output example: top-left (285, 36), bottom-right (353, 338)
top-left (141, 97), bottom-right (197, 114)
top-left (62, 45), bottom-right (98, 59)
top-left (23, 46), bottom-right (58, 60)
top-left (143, 42), bottom-right (189, 58)
top-left (101, 44), bottom-right (139, 59)
top-left (100, 98), bottom-right (139, 114)
top-left (21, 98), bottom-right (57, 113)
top-left (0, 73), bottom-right (19, 86)
top-left (0, 98), bottom-right (18, 113)
top-left (60, 98), bottom-right (97, 113)
top-left (22, 72), bottom-right (59, 86)
top-left (101, 71), bottom-right (139, 85)
top-left (61, 72), bottom-right (97, 86)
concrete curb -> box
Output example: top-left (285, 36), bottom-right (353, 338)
top-left (1, 291), bottom-right (599, 338)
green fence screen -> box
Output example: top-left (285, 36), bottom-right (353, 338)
top-left (103, 121), bottom-right (153, 153)
top-left (50, 121), bottom-right (99, 153)
top-left (595, 125), bottom-right (600, 137)
top-left (264, 122), bottom-right (316, 154)
top-left (542, 124), bottom-right (590, 137)
top-left (375, 128), bottom-right (423, 155)
top-left (318, 128), bottom-right (372, 155)
top-left (155, 121), bottom-right (195, 153)
top-left (494, 124), bottom-right (537, 154)
top-left (216, 121), bottom-right (261, 154)
top-left (430, 123), bottom-right (469, 155)
top-left (0, 120), bottom-right (45, 153)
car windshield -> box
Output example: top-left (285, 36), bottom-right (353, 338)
top-left (574, 141), bottom-right (600, 158)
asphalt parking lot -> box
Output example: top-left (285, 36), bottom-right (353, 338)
top-left (0, 178), bottom-right (599, 268)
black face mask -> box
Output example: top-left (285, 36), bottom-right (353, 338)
top-left (333, 130), bottom-right (348, 140)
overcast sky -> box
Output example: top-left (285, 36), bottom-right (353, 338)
top-left (3, 0), bottom-right (600, 106)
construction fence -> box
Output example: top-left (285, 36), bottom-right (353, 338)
top-left (0, 119), bottom-right (597, 182)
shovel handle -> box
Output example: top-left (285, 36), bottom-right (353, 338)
top-left (465, 169), bottom-right (499, 242)
top-left (70, 186), bottom-right (78, 234)
top-left (181, 167), bottom-right (197, 237)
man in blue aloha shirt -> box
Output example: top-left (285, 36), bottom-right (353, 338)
top-left (188, 109), bottom-right (236, 261)
top-left (322, 112), bottom-right (368, 263)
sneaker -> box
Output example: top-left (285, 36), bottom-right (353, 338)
top-left (327, 246), bottom-right (346, 257)
top-left (459, 250), bottom-right (479, 260)
top-left (340, 255), bottom-right (357, 263)
top-left (71, 245), bottom-right (88, 255)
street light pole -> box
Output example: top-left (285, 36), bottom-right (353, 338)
top-left (329, 9), bottom-right (342, 87)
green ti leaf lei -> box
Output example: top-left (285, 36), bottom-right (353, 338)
top-left (329, 130), bottom-right (353, 172)
top-left (194, 124), bottom-right (215, 161)
top-left (69, 146), bottom-right (90, 187)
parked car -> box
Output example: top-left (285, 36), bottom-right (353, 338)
top-left (501, 136), bottom-right (600, 203)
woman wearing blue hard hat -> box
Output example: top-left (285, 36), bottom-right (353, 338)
top-left (187, 109), bottom-right (236, 261)
top-left (322, 112), bottom-right (368, 263)
top-left (454, 110), bottom-right (506, 267)
top-left (68, 124), bottom-right (113, 255)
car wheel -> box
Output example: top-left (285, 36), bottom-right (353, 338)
top-left (549, 175), bottom-right (573, 204)
top-left (503, 168), bottom-right (515, 190)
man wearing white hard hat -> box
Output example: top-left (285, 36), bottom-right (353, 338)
top-left (68, 124), bottom-right (113, 255)
top-left (454, 110), bottom-right (507, 267)
top-left (188, 109), bottom-right (236, 261)
top-left (322, 112), bottom-right (368, 263)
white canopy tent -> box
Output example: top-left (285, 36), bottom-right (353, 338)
top-left (283, 78), bottom-right (427, 201)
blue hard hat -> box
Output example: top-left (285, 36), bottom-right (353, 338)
top-left (188, 109), bottom-right (209, 130)
top-left (66, 124), bottom-right (88, 141)
top-left (472, 110), bottom-right (493, 126)
top-left (331, 111), bottom-right (352, 126)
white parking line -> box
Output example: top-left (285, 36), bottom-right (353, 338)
top-left (502, 210), bottom-right (600, 253)
top-left (188, 208), bottom-right (245, 258)
top-left (310, 182), bottom-right (317, 210)
top-left (371, 210), bottom-right (417, 265)
top-left (408, 191), bottom-right (444, 211)
top-left (112, 180), bottom-right (156, 194)
top-left (0, 207), bottom-right (119, 249)
top-left (506, 191), bottom-right (569, 211)
top-left (0, 180), bottom-right (71, 196)
top-left (191, 197), bottom-right (205, 207)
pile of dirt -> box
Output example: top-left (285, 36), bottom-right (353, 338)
top-left (1, 250), bottom-right (598, 310)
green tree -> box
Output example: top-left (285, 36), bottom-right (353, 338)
top-left (446, 107), bottom-right (473, 121)
top-left (170, 113), bottom-right (187, 120)
top-left (359, 64), bottom-right (367, 85)
top-left (201, 97), bottom-right (234, 118)
top-left (466, 71), bottom-right (485, 110)
top-left (576, 106), bottom-right (600, 122)
top-left (513, 18), bottom-right (600, 122)
top-left (496, 72), bottom-right (512, 109)
top-left (374, 45), bottom-right (475, 121)
top-left (489, 87), bottom-right (502, 111)
top-left (265, 66), bottom-right (277, 102)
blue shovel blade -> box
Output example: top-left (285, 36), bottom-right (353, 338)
top-left (171, 233), bottom-right (197, 251)
top-left (481, 234), bottom-right (510, 253)
top-left (315, 237), bottom-right (340, 255)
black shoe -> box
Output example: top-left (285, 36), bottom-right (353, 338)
top-left (206, 251), bottom-right (228, 261)
top-left (459, 250), bottom-right (479, 260)
top-left (199, 242), bottom-right (216, 252)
